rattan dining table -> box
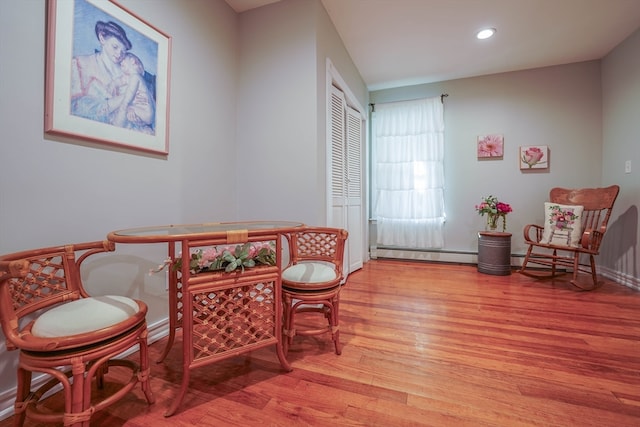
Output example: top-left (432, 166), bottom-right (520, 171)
top-left (107, 221), bottom-right (304, 416)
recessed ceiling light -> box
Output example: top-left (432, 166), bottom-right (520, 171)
top-left (476, 28), bottom-right (496, 40)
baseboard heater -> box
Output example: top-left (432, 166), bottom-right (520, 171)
top-left (367, 219), bottom-right (521, 265)
top-left (370, 246), bottom-right (525, 267)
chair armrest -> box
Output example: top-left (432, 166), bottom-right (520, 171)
top-left (523, 224), bottom-right (544, 243)
top-left (0, 260), bottom-right (29, 282)
top-left (74, 240), bottom-right (115, 266)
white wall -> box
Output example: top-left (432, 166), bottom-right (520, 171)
top-left (601, 27), bottom-right (640, 287)
top-left (236, 0), bottom-right (320, 223)
top-left (235, 0), bottom-right (367, 225)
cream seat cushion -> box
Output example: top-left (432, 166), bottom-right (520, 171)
top-left (32, 295), bottom-right (140, 338)
top-left (541, 202), bottom-right (584, 248)
top-left (282, 262), bottom-right (337, 284)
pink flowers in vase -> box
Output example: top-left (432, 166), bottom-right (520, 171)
top-left (475, 195), bottom-right (513, 231)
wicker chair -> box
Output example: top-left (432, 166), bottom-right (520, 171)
top-left (0, 241), bottom-right (155, 426)
top-left (518, 185), bottom-right (620, 290)
top-left (281, 227), bottom-right (348, 355)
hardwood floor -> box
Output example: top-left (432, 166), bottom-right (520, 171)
top-left (2, 259), bottom-right (639, 426)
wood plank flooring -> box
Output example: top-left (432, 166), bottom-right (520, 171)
top-left (1, 259), bottom-right (639, 426)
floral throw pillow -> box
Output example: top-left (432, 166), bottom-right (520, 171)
top-left (541, 202), bottom-right (584, 247)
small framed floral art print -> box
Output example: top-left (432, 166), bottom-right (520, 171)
top-left (519, 145), bottom-right (549, 169)
top-left (477, 134), bottom-right (504, 159)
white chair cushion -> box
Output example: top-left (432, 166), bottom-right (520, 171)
top-left (282, 262), bottom-right (337, 284)
top-left (541, 202), bottom-right (584, 247)
top-left (31, 295), bottom-right (140, 338)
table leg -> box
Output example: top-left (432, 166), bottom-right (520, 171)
top-left (157, 243), bottom-right (178, 363)
top-left (164, 366), bottom-right (190, 417)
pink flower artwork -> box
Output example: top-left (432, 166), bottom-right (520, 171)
top-left (477, 134), bottom-right (504, 158)
top-left (519, 145), bottom-right (548, 169)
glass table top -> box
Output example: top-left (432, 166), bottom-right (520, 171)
top-left (108, 221), bottom-right (304, 242)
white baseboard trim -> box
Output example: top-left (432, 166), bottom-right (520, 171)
top-left (373, 247), bottom-right (478, 264)
top-left (0, 317), bottom-right (170, 421)
top-left (600, 266), bottom-right (640, 291)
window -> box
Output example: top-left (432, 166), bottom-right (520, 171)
top-left (371, 96), bottom-right (445, 249)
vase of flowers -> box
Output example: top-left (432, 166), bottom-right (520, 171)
top-left (475, 195), bottom-right (513, 232)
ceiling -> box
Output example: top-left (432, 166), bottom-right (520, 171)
top-left (224, 0), bottom-right (640, 91)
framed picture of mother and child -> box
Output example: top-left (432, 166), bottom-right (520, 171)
top-left (45, 0), bottom-right (171, 155)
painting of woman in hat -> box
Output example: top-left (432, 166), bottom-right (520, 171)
top-left (69, 2), bottom-right (157, 134)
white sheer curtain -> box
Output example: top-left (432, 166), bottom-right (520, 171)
top-left (372, 96), bottom-right (445, 249)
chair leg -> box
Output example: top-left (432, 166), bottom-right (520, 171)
top-left (95, 363), bottom-right (107, 389)
top-left (70, 360), bottom-right (91, 427)
top-left (518, 246), bottom-right (553, 278)
top-left (282, 290), bottom-right (343, 355)
top-left (519, 246), bottom-right (533, 273)
top-left (588, 255), bottom-right (599, 288)
top-left (282, 294), bottom-right (294, 354)
top-left (13, 367), bottom-right (30, 427)
top-left (570, 254), bottom-right (600, 291)
top-left (551, 249), bottom-right (558, 276)
top-left (138, 328), bottom-right (156, 404)
top-left (330, 296), bottom-right (341, 355)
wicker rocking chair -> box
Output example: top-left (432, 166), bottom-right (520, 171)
top-left (0, 241), bottom-right (155, 426)
top-left (518, 185), bottom-right (620, 290)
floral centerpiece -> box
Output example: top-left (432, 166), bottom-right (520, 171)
top-left (475, 195), bottom-right (513, 232)
top-left (150, 241), bottom-right (276, 275)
